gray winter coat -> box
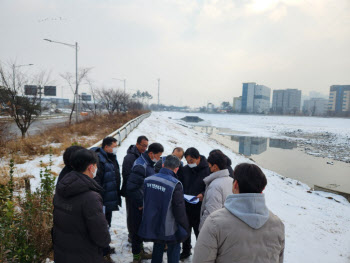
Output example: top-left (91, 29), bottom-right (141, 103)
top-left (199, 169), bottom-right (233, 230)
top-left (193, 193), bottom-right (285, 263)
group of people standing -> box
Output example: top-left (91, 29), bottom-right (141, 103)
top-left (52, 135), bottom-right (285, 263)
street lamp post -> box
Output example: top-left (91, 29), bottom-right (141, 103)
top-left (44, 38), bottom-right (79, 123)
top-left (12, 64), bottom-right (33, 89)
top-left (112, 78), bottom-right (126, 93)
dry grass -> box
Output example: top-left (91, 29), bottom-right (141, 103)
top-left (0, 110), bottom-right (147, 159)
top-left (0, 120), bottom-right (11, 147)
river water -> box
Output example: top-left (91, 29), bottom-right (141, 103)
top-left (193, 126), bottom-right (350, 194)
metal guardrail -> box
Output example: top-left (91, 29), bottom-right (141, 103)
top-left (89, 112), bottom-right (151, 149)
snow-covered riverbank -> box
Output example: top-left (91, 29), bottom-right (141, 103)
top-left (4, 112), bottom-right (350, 262)
top-left (109, 112), bottom-right (350, 263)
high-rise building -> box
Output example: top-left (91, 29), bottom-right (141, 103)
top-left (241, 83), bottom-right (271, 113)
top-left (328, 85), bottom-right (350, 113)
top-left (272, 89), bottom-right (302, 114)
top-left (254, 85), bottom-right (271, 113)
top-left (233, 96), bottom-right (242, 112)
top-left (303, 98), bottom-right (328, 116)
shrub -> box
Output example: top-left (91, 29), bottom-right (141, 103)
top-left (0, 152), bottom-right (55, 262)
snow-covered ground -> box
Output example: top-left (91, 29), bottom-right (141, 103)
top-left (109, 112), bottom-right (350, 263)
top-left (4, 112), bottom-right (350, 262)
top-left (167, 112), bottom-right (350, 141)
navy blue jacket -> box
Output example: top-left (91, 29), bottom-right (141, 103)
top-left (121, 145), bottom-right (142, 197)
top-left (126, 151), bottom-right (156, 208)
top-left (93, 147), bottom-right (121, 212)
top-left (138, 168), bottom-right (189, 243)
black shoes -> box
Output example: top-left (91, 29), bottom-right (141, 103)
top-left (180, 251), bottom-right (192, 260)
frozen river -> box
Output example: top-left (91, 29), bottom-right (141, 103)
top-left (166, 112), bottom-right (350, 194)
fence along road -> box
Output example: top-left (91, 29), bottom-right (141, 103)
top-left (89, 112), bottom-right (151, 149)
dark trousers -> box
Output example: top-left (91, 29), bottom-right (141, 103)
top-left (105, 211), bottom-right (112, 227)
top-left (103, 211), bottom-right (112, 256)
top-left (182, 202), bottom-right (201, 253)
top-left (125, 197), bottom-right (132, 236)
top-left (152, 243), bottom-right (181, 263)
top-left (129, 200), bottom-right (143, 255)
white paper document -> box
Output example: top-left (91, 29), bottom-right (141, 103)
top-left (184, 194), bottom-right (199, 204)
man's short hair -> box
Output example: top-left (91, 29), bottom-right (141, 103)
top-left (233, 163), bottom-right (267, 193)
top-left (184, 147), bottom-right (200, 159)
top-left (137, 136), bottom-right (149, 144)
top-left (209, 149), bottom-right (222, 155)
top-left (172, 147), bottom-right (184, 158)
top-left (63, 145), bottom-right (84, 166)
top-left (207, 152), bottom-right (227, 170)
top-left (70, 149), bottom-right (99, 173)
top-left (102, 137), bottom-right (117, 148)
top-left (164, 155), bottom-right (181, 170)
top-left (148, 143), bottom-right (164, 154)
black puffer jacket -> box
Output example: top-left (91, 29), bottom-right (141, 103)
top-left (179, 155), bottom-right (210, 196)
top-left (93, 147), bottom-right (121, 212)
top-left (121, 145), bottom-right (142, 196)
top-left (53, 171), bottom-right (111, 263)
top-left (56, 165), bottom-right (73, 186)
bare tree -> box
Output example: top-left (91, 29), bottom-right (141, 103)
top-left (60, 67), bottom-right (91, 124)
top-left (119, 92), bottom-right (130, 112)
top-left (97, 88), bottom-right (130, 114)
top-left (82, 78), bottom-right (99, 116)
top-left (97, 88), bottom-right (117, 115)
top-left (0, 62), bottom-right (52, 138)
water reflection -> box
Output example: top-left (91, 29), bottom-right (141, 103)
top-left (231, 136), bottom-right (267, 156)
top-left (191, 125), bottom-right (350, 193)
top-left (269, 139), bottom-right (297, 150)
top-left (195, 126), bottom-right (297, 156)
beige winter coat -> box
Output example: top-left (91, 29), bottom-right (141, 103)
top-left (199, 169), bottom-right (233, 230)
top-left (193, 194), bottom-right (285, 263)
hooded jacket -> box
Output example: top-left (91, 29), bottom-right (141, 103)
top-left (53, 171), bottom-right (111, 263)
top-left (121, 145), bottom-right (142, 196)
top-left (193, 193), bottom-right (285, 263)
top-left (199, 169), bottom-right (233, 230)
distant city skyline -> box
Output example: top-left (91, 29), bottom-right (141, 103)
top-left (1, 0), bottom-right (349, 107)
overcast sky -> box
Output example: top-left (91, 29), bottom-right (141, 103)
top-left (1, 0), bottom-right (349, 107)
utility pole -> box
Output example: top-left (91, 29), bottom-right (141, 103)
top-left (12, 64), bottom-right (33, 90)
top-left (44, 38), bottom-right (79, 123)
top-left (112, 78), bottom-right (126, 93)
top-left (75, 42), bottom-right (78, 123)
top-left (158, 78), bottom-right (160, 109)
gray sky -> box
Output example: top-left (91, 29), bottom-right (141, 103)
top-left (1, 0), bottom-right (349, 107)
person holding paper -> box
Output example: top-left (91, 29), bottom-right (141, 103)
top-left (199, 151), bottom-right (233, 230)
top-left (178, 147), bottom-right (210, 260)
